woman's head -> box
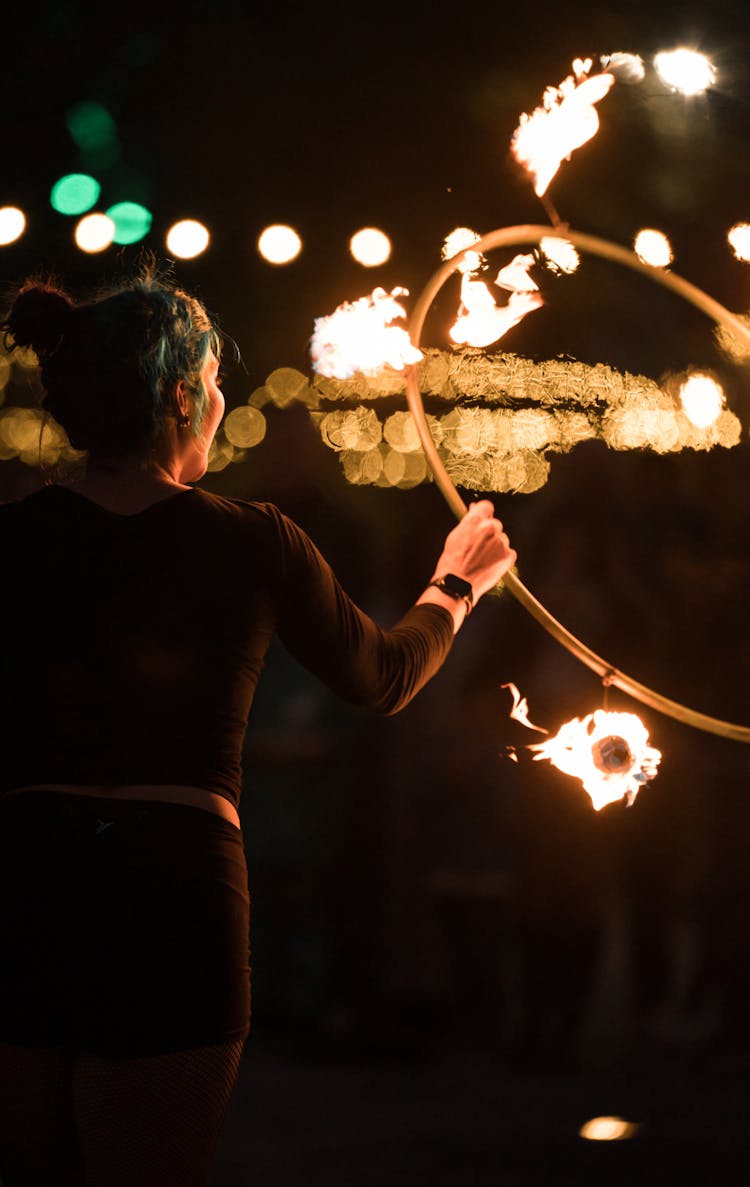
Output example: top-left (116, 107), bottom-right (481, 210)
top-left (2, 265), bottom-right (223, 471)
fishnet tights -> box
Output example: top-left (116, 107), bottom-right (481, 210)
top-left (0, 1039), bottom-right (245, 1187)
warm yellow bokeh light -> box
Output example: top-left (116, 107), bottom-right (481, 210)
top-left (350, 227), bottom-right (391, 267)
top-left (224, 405), bottom-right (267, 448)
top-left (0, 206), bottom-right (26, 246)
top-left (728, 223), bottom-right (750, 263)
top-left (166, 219), bottom-right (210, 259)
top-left (679, 372), bottom-right (725, 428)
top-left (257, 224), bottom-right (302, 265)
top-left (75, 213), bottom-right (115, 253)
top-left (579, 1116), bottom-right (639, 1142)
top-left (634, 228), bottom-right (673, 268)
top-left (654, 49), bottom-right (716, 95)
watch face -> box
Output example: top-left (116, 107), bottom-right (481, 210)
top-left (443, 573), bottom-right (473, 600)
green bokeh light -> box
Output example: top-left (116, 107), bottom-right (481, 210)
top-left (50, 174), bottom-right (101, 216)
top-left (66, 101), bottom-right (117, 152)
top-left (106, 201), bottom-right (152, 245)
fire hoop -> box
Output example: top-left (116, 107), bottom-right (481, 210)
top-left (405, 223), bottom-right (750, 743)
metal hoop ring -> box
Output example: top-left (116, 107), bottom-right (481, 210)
top-left (405, 224), bottom-right (750, 743)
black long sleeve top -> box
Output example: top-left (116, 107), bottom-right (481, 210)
top-left (0, 485), bottom-right (454, 810)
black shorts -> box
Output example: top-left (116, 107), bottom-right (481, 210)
top-left (0, 792), bottom-right (251, 1058)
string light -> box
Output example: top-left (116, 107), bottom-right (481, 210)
top-left (0, 207), bottom-right (26, 246)
top-left (654, 48), bottom-right (716, 95)
top-left (257, 224), bottom-right (302, 264)
top-left (74, 213), bottom-right (115, 253)
top-left (166, 219), bottom-right (210, 259)
top-left (350, 227), bottom-right (391, 266)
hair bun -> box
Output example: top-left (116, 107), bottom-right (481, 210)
top-left (5, 283), bottom-right (75, 357)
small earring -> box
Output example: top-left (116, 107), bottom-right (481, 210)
top-left (177, 412), bottom-right (190, 429)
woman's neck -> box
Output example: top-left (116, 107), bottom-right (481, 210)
top-left (62, 460), bottom-right (192, 515)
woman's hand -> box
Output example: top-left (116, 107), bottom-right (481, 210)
top-left (416, 501), bottom-right (517, 630)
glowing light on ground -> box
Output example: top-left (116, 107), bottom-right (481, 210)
top-left (579, 1117), bottom-right (639, 1141)
top-left (679, 373), bottom-right (725, 428)
top-left (50, 174), bottom-right (100, 216)
top-left (530, 709), bottom-right (661, 810)
top-left (106, 201), bottom-right (152, 245)
top-left (634, 228), bottom-right (673, 268)
top-left (257, 224), bottom-right (302, 264)
top-left (511, 58), bottom-right (615, 196)
top-left (166, 219), bottom-right (210, 259)
top-left (540, 236), bottom-right (580, 273)
top-left (311, 288), bottom-right (422, 379)
top-left (727, 223), bottom-right (750, 262)
top-left (0, 207), bottom-right (26, 246)
top-left (442, 227), bottom-right (484, 274)
top-left (350, 227), bottom-right (391, 267)
top-left (654, 49), bottom-right (716, 95)
top-left (74, 213), bottom-right (115, 253)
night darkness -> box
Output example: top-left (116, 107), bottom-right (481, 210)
top-left (4, 1), bottom-right (750, 1183)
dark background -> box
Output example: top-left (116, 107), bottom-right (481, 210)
top-left (3, 1), bottom-right (750, 1182)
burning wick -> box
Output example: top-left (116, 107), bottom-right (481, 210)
top-left (530, 710), bottom-right (661, 811)
top-left (511, 57), bottom-right (615, 198)
top-left (310, 288), bottom-right (423, 379)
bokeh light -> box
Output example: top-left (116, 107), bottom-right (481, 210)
top-left (166, 219), bottom-right (210, 259)
top-left (634, 228), bottom-right (673, 268)
top-left (257, 224), bottom-right (302, 264)
top-left (50, 174), bottom-right (101, 216)
top-left (579, 1116), bottom-right (639, 1142)
top-left (224, 405), bottom-right (267, 448)
top-left (106, 201), bottom-right (152, 245)
top-left (66, 100), bottom-right (118, 155)
top-left (74, 213), bottom-right (115, 253)
top-left (679, 372), bottom-right (725, 428)
top-left (0, 207), bottom-right (26, 246)
top-left (350, 227), bottom-right (391, 267)
top-left (654, 49), bottom-right (716, 95)
top-left (727, 223), bottom-right (750, 263)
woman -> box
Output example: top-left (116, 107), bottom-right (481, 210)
top-left (0, 270), bottom-right (516, 1187)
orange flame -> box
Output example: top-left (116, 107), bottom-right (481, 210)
top-left (511, 58), bottom-right (615, 197)
top-left (530, 709), bottom-right (661, 810)
top-left (449, 274), bottom-right (542, 348)
top-left (311, 287), bottom-right (423, 379)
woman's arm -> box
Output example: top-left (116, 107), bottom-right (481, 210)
top-left (268, 501), bottom-right (516, 714)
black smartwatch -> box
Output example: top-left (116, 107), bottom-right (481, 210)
top-left (428, 573), bottom-right (474, 616)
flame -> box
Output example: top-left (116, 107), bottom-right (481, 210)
top-left (539, 236), bottom-right (580, 274)
top-left (311, 288), bottom-right (423, 379)
top-left (449, 274), bottom-right (542, 348)
top-left (511, 58), bottom-right (615, 197)
top-left (495, 253), bottom-right (538, 292)
top-left (502, 682), bottom-right (547, 734)
top-left (634, 228), bottom-right (673, 268)
top-left (530, 709), bottom-right (661, 811)
top-left (679, 373), bottom-right (725, 427)
top-left (600, 52), bottom-right (645, 83)
top-left (728, 223), bottom-right (750, 263)
top-left (442, 227), bottom-right (484, 274)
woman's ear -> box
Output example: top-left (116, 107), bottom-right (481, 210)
top-left (173, 379), bottom-right (191, 423)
